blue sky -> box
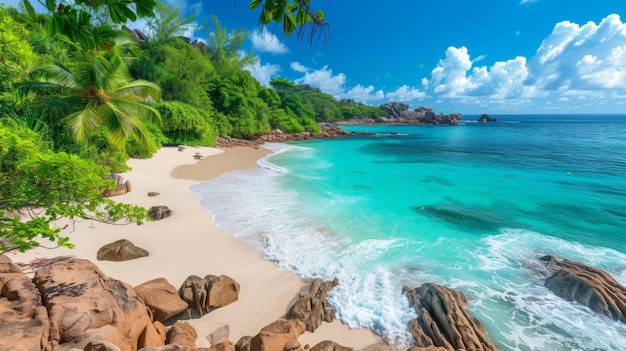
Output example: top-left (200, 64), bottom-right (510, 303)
top-left (3, 0), bottom-right (626, 114)
top-left (203, 0), bottom-right (626, 114)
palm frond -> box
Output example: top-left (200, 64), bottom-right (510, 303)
top-left (66, 102), bottom-right (99, 142)
top-left (110, 80), bottom-right (161, 100)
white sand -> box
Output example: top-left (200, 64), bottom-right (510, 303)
top-left (9, 146), bottom-right (384, 350)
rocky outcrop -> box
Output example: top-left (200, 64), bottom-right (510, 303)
top-left (206, 275), bottom-right (240, 309)
top-left (477, 114), bottom-right (500, 123)
top-left (32, 258), bottom-right (163, 351)
top-left (216, 124), bottom-right (360, 148)
top-left (249, 319), bottom-right (306, 351)
top-left (166, 322), bottom-right (198, 347)
top-left (0, 254), bottom-right (49, 351)
top-left (339, 103), bottom-right (461, 126)
top-left (287, 278), bottom-right (338, 332)
top-left (404, 283), bottom-right (499, 351)
top-left (103, 173), bottom-right (133, 197)
top-left (148, 206), bottom-right (173, 220)
top-left (541, 255), bottom-right (626, 323)
top-left (97, 239), bottom-right (149, 261)
top-left (135, 278), bottom-right (189, 322)
top-left (309, 340), bottom-right (353, 351)
top-left (179, 275), bottom-right (240, 317)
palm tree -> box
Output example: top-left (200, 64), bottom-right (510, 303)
top-left (18, 36), bottom-right (161, 147)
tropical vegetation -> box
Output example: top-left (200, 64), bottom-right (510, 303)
top-left (0, 1), bottom-right (386, 254)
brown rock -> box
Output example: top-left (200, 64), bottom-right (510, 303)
top-left (84, 340), bottom-right (122, 351)
top-left (542, 255), bottom-right (626, 323)
top-left (179, 275), bottom-right (208, 317)
top-left (103, 173), bottom-right (132, 197)
top-left (148, 206), bottom-right (172, 220)
top-left (287, 278), bottom-right (337, 332)
top-left (135, 278), bottom-right (188, 322)
top-left (207, 341), bottom-right (235, 351)
top-left (404, 283), bottom-right (499, 351)
top-left (309, 340), bottom-right (352, 351)
top-left (206, 275), bottom-right (240, 308)
top-left (33, 258), bottom-right (162, 351)
top-left (97, 239), bottom-right (149, 261)
top-left (249, 319), bottom-right (306, 351)
top-left (208, 325), bottom-right (230, 346)
top-left (0, 254), bottom-right (50, 351)
top-left (148, 192), bottom-right (160, 197)
top-left (235, 336), bottom-right (251, 351)
top-left (166, 322), bottom-right (198, 347)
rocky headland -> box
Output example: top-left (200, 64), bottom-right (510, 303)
top-left (338, 103), bottom-right (462, 126)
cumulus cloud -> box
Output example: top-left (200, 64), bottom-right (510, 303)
top-left (527, 14), bottom-right (626, 90)
top-left (385, 85), bottom-right (427, 101)
top-left (340, 85), bottom-right (385, 103)
top-left (420, 13), bottom-right (626, 110)
top-left (245, 60), bottom-right (281, 87)
top-left (294, 66), bottom-right (346, 96)
top-left (290, 61), bottom-right (309, 73)
top-left (251, 30), bottom-right (288, 54)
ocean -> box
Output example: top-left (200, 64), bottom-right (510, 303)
top-left (189, 114), bottom-right (626, 350)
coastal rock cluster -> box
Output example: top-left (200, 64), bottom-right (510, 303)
top-left (339, 103), bottom-right (461, 126)
top-left (215, 124), bottom-right (358, 147)
top-left (541, 255), bottom-right (626, 323)
top-left (404, 283), bottom-right (500, 351)
top-left (0, 255), bottom-right (351, 351)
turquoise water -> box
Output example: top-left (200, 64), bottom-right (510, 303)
top-left (190, 115), bottom-right (626, 350)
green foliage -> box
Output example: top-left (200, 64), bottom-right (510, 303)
top-left (0, 120), bottom-right (150, 254)
top-left (21, 0), bottom-right (157, 51)
top-left (156, 101), bottom-right (216, 146)
top-left (16, 36), bottom-right (161, 148)
top-left (125, 120), bottom-right (167, 158)
top-left (145, 2), bottom-right (198, 44)
top-left (202, 15), bottom-right (257, 67)
top-left (0, 9), bottom-right (37, 92)
top-left (248, 0), bottom-right (328, 44)
top-left (150, 38), bottom-right (215, 110)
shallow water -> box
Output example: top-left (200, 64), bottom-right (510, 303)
top-left (190, 115), bottom-right (626, 350)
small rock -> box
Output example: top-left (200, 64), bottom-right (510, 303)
top-left (147, 192), bottom-right (160, 197)
top-left (148, 206), bottom-right (172, 220)
top-left (97, 239), bottom-right (149, 261)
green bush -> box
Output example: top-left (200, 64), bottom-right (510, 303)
top-left (156, 101), bottom-right (216, 146)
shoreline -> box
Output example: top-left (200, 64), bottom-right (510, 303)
top-left (9, 145), bottom-right (384, 350)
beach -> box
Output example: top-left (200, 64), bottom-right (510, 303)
top-left (8, 145), bottom-right (383, 350)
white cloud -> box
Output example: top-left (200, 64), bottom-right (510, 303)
top-left (527, 14), bottom-right (626, 90)
top-left (290, 61), bottom-right (309, 73)
top-left (294, 65), bottom-right (346, 96)
top-left (340, 85), bottom-right (385, 103)
top-left (385, 85), bottom-right (427, 101)
top-left (245, 60), bottom-right (281, 87)
top-left (250, 30), bottom-right (288, 54)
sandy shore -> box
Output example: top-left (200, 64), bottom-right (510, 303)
top-left (10, 145), bottom-right (383, 350)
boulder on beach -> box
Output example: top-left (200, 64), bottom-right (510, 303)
top-left (249, 319), bottom-right (306, 351)
top-left (404, 283), bottom-right (500, 351)
top-left (179, 275), bottom-right (240, 317)
top-left (32, 258), bottom-right (163, 350)
top-left (97, 239), bottom-right (149, 261)
top-left (541, 255), bottom-right (626, 323)
top-left (0, 254), bottom-right (50, 351)
top-left (135, 278), bottom-right (189, 322)
top-left (148, 206), bottom-right (173, 220)
top-left (287, 278), bottom-right (338, 332)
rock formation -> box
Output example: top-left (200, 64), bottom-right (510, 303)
top-left (148, 206), bottom-right (173, 220)
top-left (32, 258), bottom-right (164, 350)
top-left (287, 278), bottom-right (338, 332)
top-left (135, 278), bottom-right (189, 322)
top-left (97, 239), bottom-right (149, 261)
top-left (404, 283), bottom-right (499, 351)
top-left (179, 275), bottom-right (240, 317)
top-left (249, 319), bottom-right (306, 351)
top-left (0, 255), bottom-right (49, 351)
top-left (308, 340), bottom-right (353, 351)
top-left (338, 103), bottom-right (461, 126)
top-left (541, 255), bottom-right (626, 323)
top-left (103, 173), bottom-right (132, 197)
top-left (477, 114), bottom-right (500, 123)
